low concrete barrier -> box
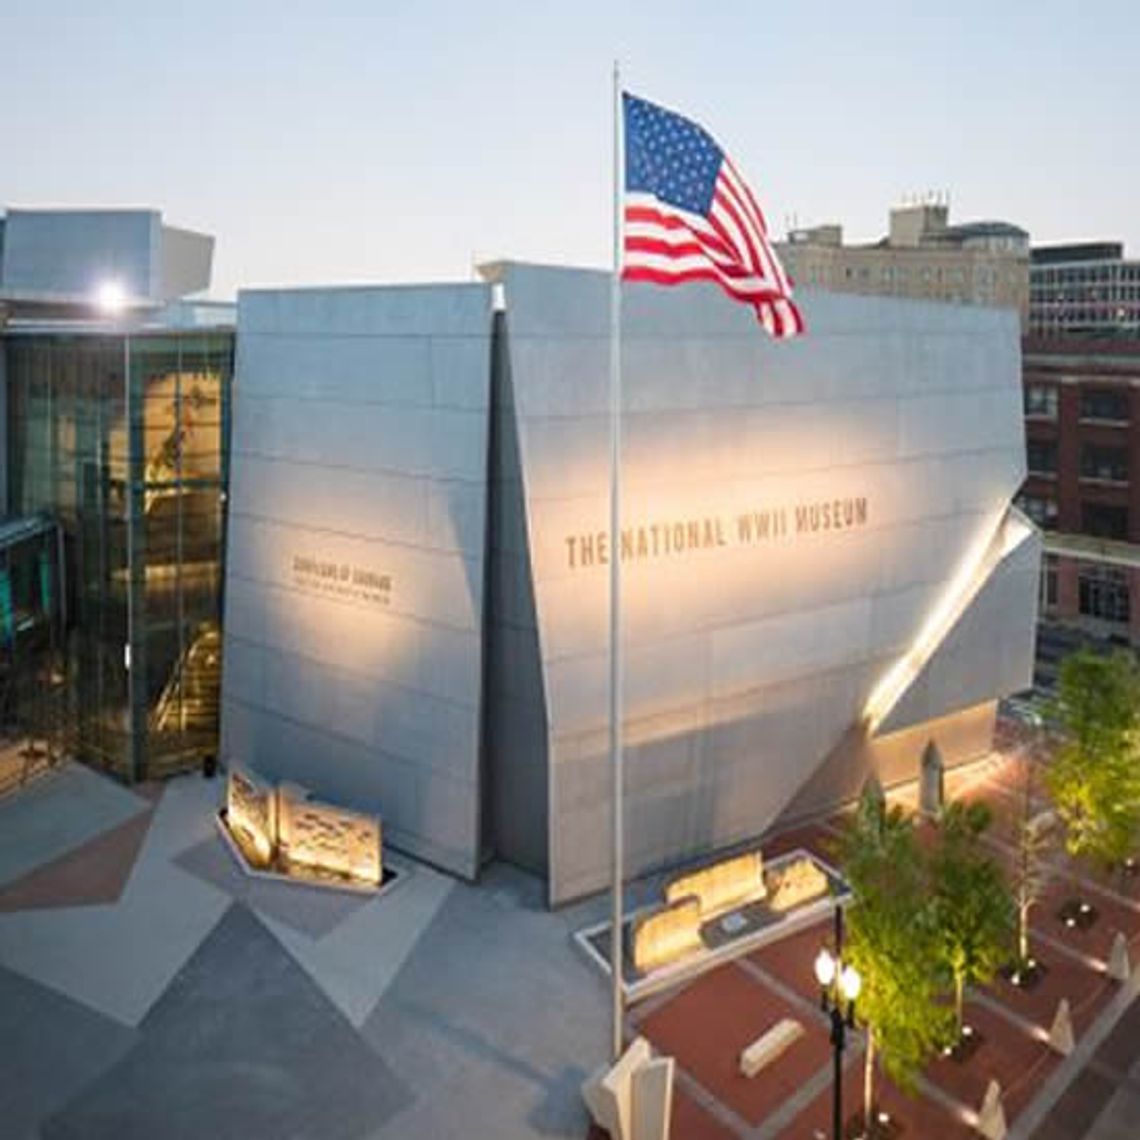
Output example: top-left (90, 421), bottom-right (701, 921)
top-left (740, 1018), bottom-right (804, 1078)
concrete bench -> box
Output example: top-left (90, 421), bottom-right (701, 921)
top-left (739, 1018), bottom-right (804, 1078)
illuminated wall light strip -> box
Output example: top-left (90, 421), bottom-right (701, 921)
top-left (863, 509), bottom-right (1034, 734)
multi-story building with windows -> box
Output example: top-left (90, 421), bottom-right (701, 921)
top-left (777, 200), bottom-right (1030, 326)
top-left (1030, 243), bottom-right (1140, 338)
top-left (1019, 339), bottom-right (1140, 650)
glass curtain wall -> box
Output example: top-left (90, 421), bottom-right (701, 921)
top-left (6, 330), bottom-right (232, 780)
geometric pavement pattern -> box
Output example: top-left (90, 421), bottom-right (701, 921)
top-left (39, 904), bottom-right (414, 1140)
top-left (0, 784), bottom-right (161, 913)
top-left (2, 742), bottom-right (1139, 1140)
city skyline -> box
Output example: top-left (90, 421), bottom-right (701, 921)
top-left (1, 0), bottom-right (1135, 299)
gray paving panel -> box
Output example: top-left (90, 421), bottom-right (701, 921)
top-left (42, 904), bottom-right (413, 1140)
top-left (0, 764), bottom-right (148, 887)
top-left (173, 834), bottom-right (372, 939)
top-left (364, 863), bottom-right (607, 1139)
top-left (0, 964), bottom-right (136, 1140)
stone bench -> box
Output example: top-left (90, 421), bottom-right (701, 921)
top-left (739, 1018), bottom-right (804, 1078)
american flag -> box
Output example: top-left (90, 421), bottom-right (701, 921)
top-left (622, 92), bottom-right (804, 339)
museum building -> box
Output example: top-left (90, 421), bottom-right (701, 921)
top-left (0, 208), bottom-right (1040, 904)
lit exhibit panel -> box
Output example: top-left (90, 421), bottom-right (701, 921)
top-left (4, 331), bottom-right (233, 780)
top-left (222, 765), bottom-right (383, 889)
top-left (488, 264), bottom-right (1037, 904)
top-left (220, 284), bottom-right (493, 881)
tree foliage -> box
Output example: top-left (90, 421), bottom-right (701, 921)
top-left (929, 802), bottom-right (1014, 1036)
top-left (1046, 649), bottom-right (1140, 872)
top-left (837, 787), bottom-right (951, 1122)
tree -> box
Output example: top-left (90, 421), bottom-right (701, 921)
top-left (929, 801), bottom-right (1014, 1037)
top-left (837, 787), bottom-right (952, 1130)
top-left (1046, 650), bottom-right (1140, 882)
top-left (1010, 733), bottom-right (1055, 970)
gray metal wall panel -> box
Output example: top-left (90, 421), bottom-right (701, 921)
top-left (221, 284), bottom-right (492, 879)
top-left (1, 210), bottom-right (157, 298)
top-left (497, 264), bottom-right (1032, 903)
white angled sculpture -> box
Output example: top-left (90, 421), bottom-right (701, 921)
top-left (582, 1036), bottom-right (674, 1140)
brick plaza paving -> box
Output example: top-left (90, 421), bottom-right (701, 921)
top-left (597, 747), bottom-right (1140, 1140)
top-left (2, 739), bottom-right (1140, 1139)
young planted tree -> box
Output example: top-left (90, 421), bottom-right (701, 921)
top-left (1011, 740), bottom-right (1055, 971)
top-left (838, 787), bottom-right (952, 1130)
top-left (929, 801), bottom-right (1014, 1038)
top-left (1046, 649), bottom-right (1140, 890)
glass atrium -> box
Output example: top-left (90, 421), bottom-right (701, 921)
top-left (5, 329), bottom-right (233, 781)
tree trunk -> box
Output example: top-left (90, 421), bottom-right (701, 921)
top-left (955, 971), bottom-right (965, 1038)
top-left (864, 1025), bottom-right (875, 1134)
top-left (1019, 899), bottom-right (1029, 963)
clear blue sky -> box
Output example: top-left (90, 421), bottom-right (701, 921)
top-left (1, 0), bottom-right (1134, 298)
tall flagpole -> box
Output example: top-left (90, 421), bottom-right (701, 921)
top-left (608, 58), bottom-right (625, 1064)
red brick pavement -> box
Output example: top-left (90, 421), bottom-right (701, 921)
top-left (1033, 876), bottom-right (1140, 960)
top-left (670, 1086), bottom-right (738, 1140)
top-left (985, 947), bottom-right (1117, 1036)
top-left (746, 919), bottom-right (835, 1006)
top-left (636, 962), bottom-right (831, 1128)
top-left (774, 1059), bottom-right (976, 1140)
top-left (925, 999), bottom-right (1060, 1122)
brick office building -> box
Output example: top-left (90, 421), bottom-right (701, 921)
top-left (1019, 339), bottom-right (1140, 649)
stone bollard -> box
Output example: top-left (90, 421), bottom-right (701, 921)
top-left (977, 1078), bottom-right (1007, 1140)
top-left (1048, 999), bottom-right (1074, 1056)
top-left (1107, 932), bottom-right (1131, 982)
top-left (920, 739), bottom-right (945, 818)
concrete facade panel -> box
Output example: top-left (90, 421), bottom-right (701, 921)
top-left (220, 284), bottom-right (491, 880)
top-left (493, 264), bottom-right (1034, 903)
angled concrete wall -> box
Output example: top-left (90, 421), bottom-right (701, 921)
top-left (220, 284), bottom-right (492, 879)
top-left (484, 311), bottom-right (549, 874)
top-left (493, 264), bottom-right (1033, 903)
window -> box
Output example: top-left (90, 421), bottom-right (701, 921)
top-left (1027, 439), bottom-right (1058, 476)
top-left (1040, 554), bottom-right (1058, 609)
top-left (1079, 387), bottom-right (1129, 422)
top-left (1017, 493), bottom-right (1059, 529)
top-left (1078, 564), bottom-right (1130, 624)
top-left (1024, 384), bottom-right (1058, 419)
top-left (1080, 444), bottom-right (1128, 483)
top-left (1082, 502), bottom-right (1129, 540)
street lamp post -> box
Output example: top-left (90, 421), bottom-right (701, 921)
top-left (815, 910), bottom-right (861, 1140)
